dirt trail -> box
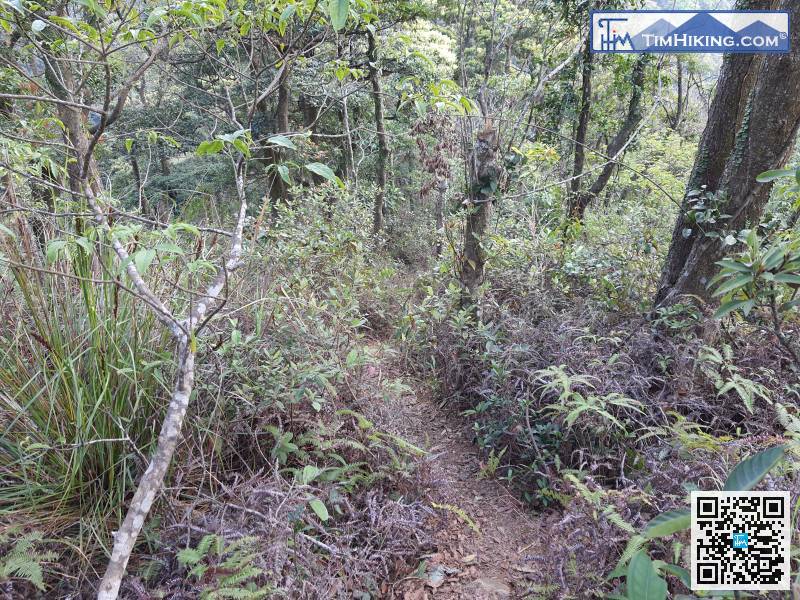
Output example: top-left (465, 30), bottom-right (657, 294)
top-left (360, 341), bottom-right (551, 599)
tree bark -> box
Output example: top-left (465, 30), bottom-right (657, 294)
top-left (368, 30), bottom-right (389, 234)
top-left (461, 125), bottom-right (499, 302)
top-left (570, 55), bottom-right (648, 220)
top-left (656, 0), bottom-right (800, 305)
top-left (128, 148), bottom-right (150, 216)
top-left (569, 36), bottom-right (592, 199)
top-left (268, 67), bottom-right (291, 204)
top-left (435, 179), bottom-right (447, 256)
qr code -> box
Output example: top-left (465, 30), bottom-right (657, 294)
top-left (691, 491), bottom-right (790, 591)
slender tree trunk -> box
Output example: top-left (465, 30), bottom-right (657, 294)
top-left (671, 55), bottom-right (685, 131)
top-left (337, 39), bottom-right (356, 183)
top-left (367, 30), bottom-right (389, 234)
top-left (656, 0), bottom-right (800, 305)
top-left (268, 67), bottom-right (291, 204)
top-left (461, 125), bottom-right (499, 302)
top-left (569, 36), bottom-right (592, 203)
top-left (435, 179), bottom-right (447, 256)
top-left (128, 149), bottom-right (150, 216)
top-left (571, 55), bottom-right (648, 220)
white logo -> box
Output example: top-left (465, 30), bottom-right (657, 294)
top-left (591, 11), bottom-right (790, 54)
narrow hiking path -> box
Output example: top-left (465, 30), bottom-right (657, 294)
top-left (358, 340), bottom-right (553, 599)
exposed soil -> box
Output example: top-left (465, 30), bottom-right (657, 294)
top-left (359, 341), bottom-right (554, 600)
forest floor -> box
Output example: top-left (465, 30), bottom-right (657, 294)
top-left (359, 340), bottom-right (554, 600)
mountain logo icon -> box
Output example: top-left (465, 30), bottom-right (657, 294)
top-left (591, 10), bottom-right (790, 54)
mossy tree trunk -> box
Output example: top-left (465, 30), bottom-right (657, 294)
top-left (655, 0), bottom-right (800, 305)
top-left (368, 30), bottom-right (389, 234)
top-left (461, 126), bottom-right (499, 302)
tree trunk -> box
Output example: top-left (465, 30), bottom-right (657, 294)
top-left (268, 67), bottom-right (291, 204)
top-left (656, 0), bottom-right (800, 305)
top-left (368, 30), bottom-right (389, 234)
top-left (337, 39), bottom-right (356, 183)
top-left (435, 179), bottom-right (447, 256)
top-left (571, 55), bottom-right (648, 220)
top-left (128, 149), bottom-right (150, 216)
top-left (569, 35), bottom-right (592, 201)
top-left (671, 55), bottom-right (685, 131)
top-left (461, 125), bottom-right (499, 302)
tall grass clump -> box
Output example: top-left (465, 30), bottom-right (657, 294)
top-left (0, 235), bottom-right (168, 558)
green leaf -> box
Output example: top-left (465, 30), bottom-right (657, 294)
top-left (46, 240), bottom-right (67, 262)
top-left (659, 563), bottom-right (690, 589)
top-left (232, 137), bottom-right (250, 157)
top-left (714, 298), bottom-right (755, 319)
top-left (145, 6), bottom-right (167, 27)
top-left (308, 498), bottom-right (329, 522)
top-left (74, 236), bottom-right (93, 255)
top-left (124, 138), bottom-right (134, 153)
top-left (756, 168), bottom-right (796, 183)
top-left (133, 248), bottom-right (156, 274)
top-left (196, 139), bottom-right (224, 156)
top-left (643, 509), bottom-right (690, 539)
top-left (773, 273), bottom-right (800, 285)
top-left (277, 164), bottom-right (291, 184)
top-left (626, 551), bottom-right (667, 600)
top-left (305, 162), bottom-right (344, 188)
top-left (712, 273), bottom-right (753, 297)
top-left (716, 259), bottom-right (750, 273)
top-left (723, 445), bottom-right (785, 491)
top-left (328, 0), bottom-right (349, 31)
top-left (345, 348), bottom-right (360, 368)
top-left (300, 465), bottom-right (321, 485)
top-left (267, 134), bottom-right (296, 150)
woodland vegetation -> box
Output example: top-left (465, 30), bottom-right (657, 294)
top-left (0, 0), bottom-right (799, 597)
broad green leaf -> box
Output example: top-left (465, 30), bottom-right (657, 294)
top-left (773, 273), bottom-right (800, 285)
top-left (328, 0), bottom-right (349, 31)
top-left (308, 498), bottom-right (329, 521)
top-left (155, 242), bottom-right (185, 255)
top-left (756, 168), bottom-right (796, 183)
top-left (197, 139), bottom-right (224, 156)
top-left (133, 248), bottom-right (156, 275)
top-left (714, 298), bottom-right (755, 319)
top-left (125, 138), bottom-right (134, 153)
top-left (277, 164), bottom-right (291, 184)
top-left (146, 7), bottom-right (167, 27)
top-left (268, 134), bottom-right (296, 150)
top-left (300, 465), bottom-right (321, 485)
top-left (46, 240), bottom-right (67, 262)
top-left (232, 137), bottom-right (250, 157)
top-left (723, 445), bottom-right (785, 491)
top-left (305, 162), bottom-right (344, 188)
top-left (659, 563), bottom-right (690, 588)
top-left (627, 551), bottom-right (667, 600)
top-left (74, 236), bottom-right (93, 255)
top-left (643, 509), bottom-right (690, 539)
top-left (763, 246), bottom-right (786, 270)
top-left (713, 273), bottom-right (753, 297)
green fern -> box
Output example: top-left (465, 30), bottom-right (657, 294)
top-left (177, 534), bottom-right (271, 599)
top-left (0, 531), bottom-right (57, 591)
